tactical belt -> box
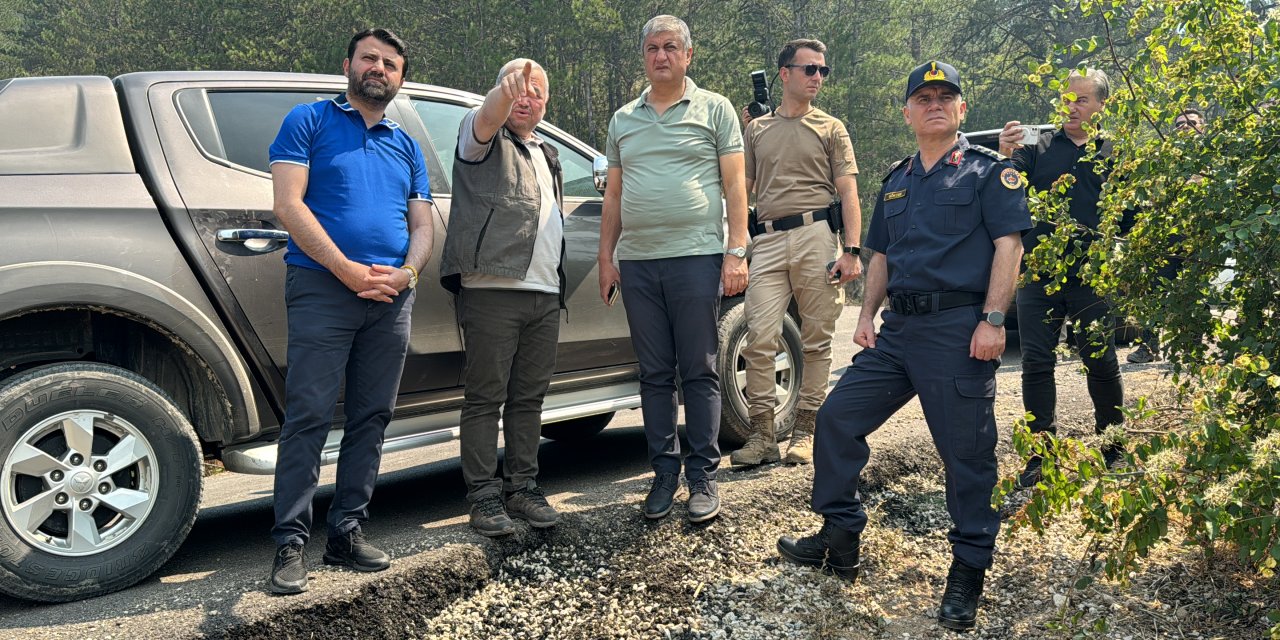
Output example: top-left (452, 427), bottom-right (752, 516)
top-left (888, 291), bottom-right (986, 315)
top-left (749, 207), bottom-right (831, 237)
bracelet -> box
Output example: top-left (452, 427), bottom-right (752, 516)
top-left (842, 245), bottom-right (861, 254)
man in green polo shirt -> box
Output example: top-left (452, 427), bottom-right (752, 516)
top-left (597, 14), bottom-right (750, 524)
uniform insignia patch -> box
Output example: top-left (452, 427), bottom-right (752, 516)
top-left (884, 190), bottom-right (907, 201)
top-left (947, 149), bottom-right (964, 166)
top-left (1000, 167), bottom-right (1023, 190)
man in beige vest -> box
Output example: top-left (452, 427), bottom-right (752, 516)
top-left (732, 39), bottom-right (862, 467)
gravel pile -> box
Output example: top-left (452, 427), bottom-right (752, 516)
top-left (216, 357), bottom-right (1276, 639)
top-left (409, 364), bottom-right (1275, 640)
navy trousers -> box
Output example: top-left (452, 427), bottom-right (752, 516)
top-left (1017, 280), bottom-right (1124, 435)
top-left (619, 254), bottom-right (723, 483)
top-left (811, 305), bottom-right (999, 569)
top-left (272, 265), bottom-right (414, 546)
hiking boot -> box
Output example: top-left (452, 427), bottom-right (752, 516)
top-left (470, 494), bottom-right (517, 537)
top-left (777, 520), bottom-right (860, 582)
top-left (1126, 343), bottom-right (1157, 364)
top-left (323, 526), bottom-right (390, 572)
top-left (687, 477), bottom-right (720, 523)
top-left (506, 486), bottom-right (559, 528)
top-left (783, 408), bottom-right (818, 465)
top-left (644, 471), bottom-right (680, 519)
top-left (1016, 455), bottom-right (1042, 489)
top-left (730, 413), bottom-right (780, 467)
top-left (938, 558), bottom-right (986, 631)
top-left (269, 542), bottom-right (308, 595)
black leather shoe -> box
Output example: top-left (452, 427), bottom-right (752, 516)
top-left (269, 542), bottom-right (308, 594)
top-left (644, 472), bottom-right (680, 519)
top-left (776, 520), bottom-right (860, 582)
top-left (323, 527), bottom-right (390, 572)
top-left (938, 558), bottom-right (986, 631)
top-left (1016, 455), bottom-right (1042, 489)
top-left (686, 478), bottom-right (720, 523)
top-left (1101, 444), bottom-right (1124, 470)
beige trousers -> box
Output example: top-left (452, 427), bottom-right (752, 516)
top-left (742, 220), bottom-right (844, 416)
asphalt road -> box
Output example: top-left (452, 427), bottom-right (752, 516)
top-left (0, 307), bottom-right (1031, 638)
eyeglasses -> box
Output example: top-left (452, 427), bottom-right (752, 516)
top-left (783, 64), bottom-right (831, 78)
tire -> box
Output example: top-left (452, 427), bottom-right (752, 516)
top-left (541, 412), bottom-right (614, 442)
top-left (716, 297), bottom-right (804, 448)
top-left (0, 363), bottom-right (202, 602)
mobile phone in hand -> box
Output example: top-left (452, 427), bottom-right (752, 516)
top-left (607, 282), bottom-right (620, 306)
top-left (1018, 125), bottom-right (1040, 146)
top-left (826, 261), bottom-right (841, 285)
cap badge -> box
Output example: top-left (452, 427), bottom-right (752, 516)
top-left (923, 63), bottom-right (946, 82)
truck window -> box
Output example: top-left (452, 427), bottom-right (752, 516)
top-left (410, 99), bottom-right (470, 183)
top-left (177, 90), bottom-right (337, 174)
top-left (538, 135), bottom-right (597, 199)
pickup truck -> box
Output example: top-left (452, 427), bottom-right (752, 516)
top-left (0, 72), bottom-right (805, 602)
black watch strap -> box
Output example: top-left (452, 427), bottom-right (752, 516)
top-left (843, 245), bottom-right (861, 254)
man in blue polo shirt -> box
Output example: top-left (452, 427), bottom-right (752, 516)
top-left (265, 27), bottom-right (433, 595)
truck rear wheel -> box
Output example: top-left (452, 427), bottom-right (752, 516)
top-left (0, 363), bottom-right (202, 602)
top-left (717, 297), bottom-right (803, 448)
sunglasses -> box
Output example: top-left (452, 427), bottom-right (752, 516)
top-left (783, 64), bottom-right (831, 78)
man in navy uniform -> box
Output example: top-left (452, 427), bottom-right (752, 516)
top-left (776, 61), bottom-right (1031, 631)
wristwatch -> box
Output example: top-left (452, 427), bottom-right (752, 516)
top-left (982, 310), bottom-right (1005, 327)
top-left (401, 264), bottom-right (419, 289)
top-left (726, 246), bottom-right (747, 259)
top-left (843, 245), bottom-right (861, 254)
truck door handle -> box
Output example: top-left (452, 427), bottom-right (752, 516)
top-left (216, 228), bottom-right (290, 253)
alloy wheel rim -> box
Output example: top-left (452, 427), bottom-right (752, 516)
top-left (1, 410), bottom-right (159, 556)
top-left (731, 330), bottom-right (798, 421)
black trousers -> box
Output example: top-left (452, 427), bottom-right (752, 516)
top-left (619, 254), bottom-right (723, 483)
top-left (811, 305), bottom-right (999, 569)
top-left (1017, 280), bottom-right (1124, 434)
top-left (272, 265), bottom-right (414, 546)
top-left (458, 288), bottom-right (560, 502)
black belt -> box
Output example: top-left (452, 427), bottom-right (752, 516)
top-left (888, 291), bottom-right (985, 315)
top-left (749, 207), bottom-right (830, 237)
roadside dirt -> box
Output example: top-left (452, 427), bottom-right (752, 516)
top-left (205, 355), bottom-right (1277, 639)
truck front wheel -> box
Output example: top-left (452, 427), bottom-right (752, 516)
top-left (0, 363), bottom-right (202, 602)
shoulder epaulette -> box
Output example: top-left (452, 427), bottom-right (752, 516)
top-left (966, 145), bottom-right (1007, 162)
top-left (883, 155), bottom-right (912, 182)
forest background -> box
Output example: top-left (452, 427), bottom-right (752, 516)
top-left (0, 0), bottom-right (1218, 211)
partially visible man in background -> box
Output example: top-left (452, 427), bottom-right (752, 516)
top-left (267, 28), bottom-right (433, 595)
top-left (998, 68), bottom-right (1126, 489)
top-left (732, 38), bottom-right (862, 468)
top-left (598, 14), bottom-right (749, 524)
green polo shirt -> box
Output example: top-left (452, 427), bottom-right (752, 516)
top-left (606, 77), bottom-right (743, 260)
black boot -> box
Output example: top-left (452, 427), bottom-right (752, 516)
top-left (776, 520), bottom-right (860, 582)
top-left (938, 558), bottom-right (986, 631)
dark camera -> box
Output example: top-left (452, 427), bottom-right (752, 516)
top-left (746, 70), bottom-right (771, 119)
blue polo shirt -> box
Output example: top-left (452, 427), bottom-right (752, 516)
top-left (865, 135), bottom-right (1031, 293)
top-left (269, 96), bottom-right (431, 272)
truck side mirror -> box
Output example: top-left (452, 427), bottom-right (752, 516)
top-left (593, 156), bottom-right (608, 194)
